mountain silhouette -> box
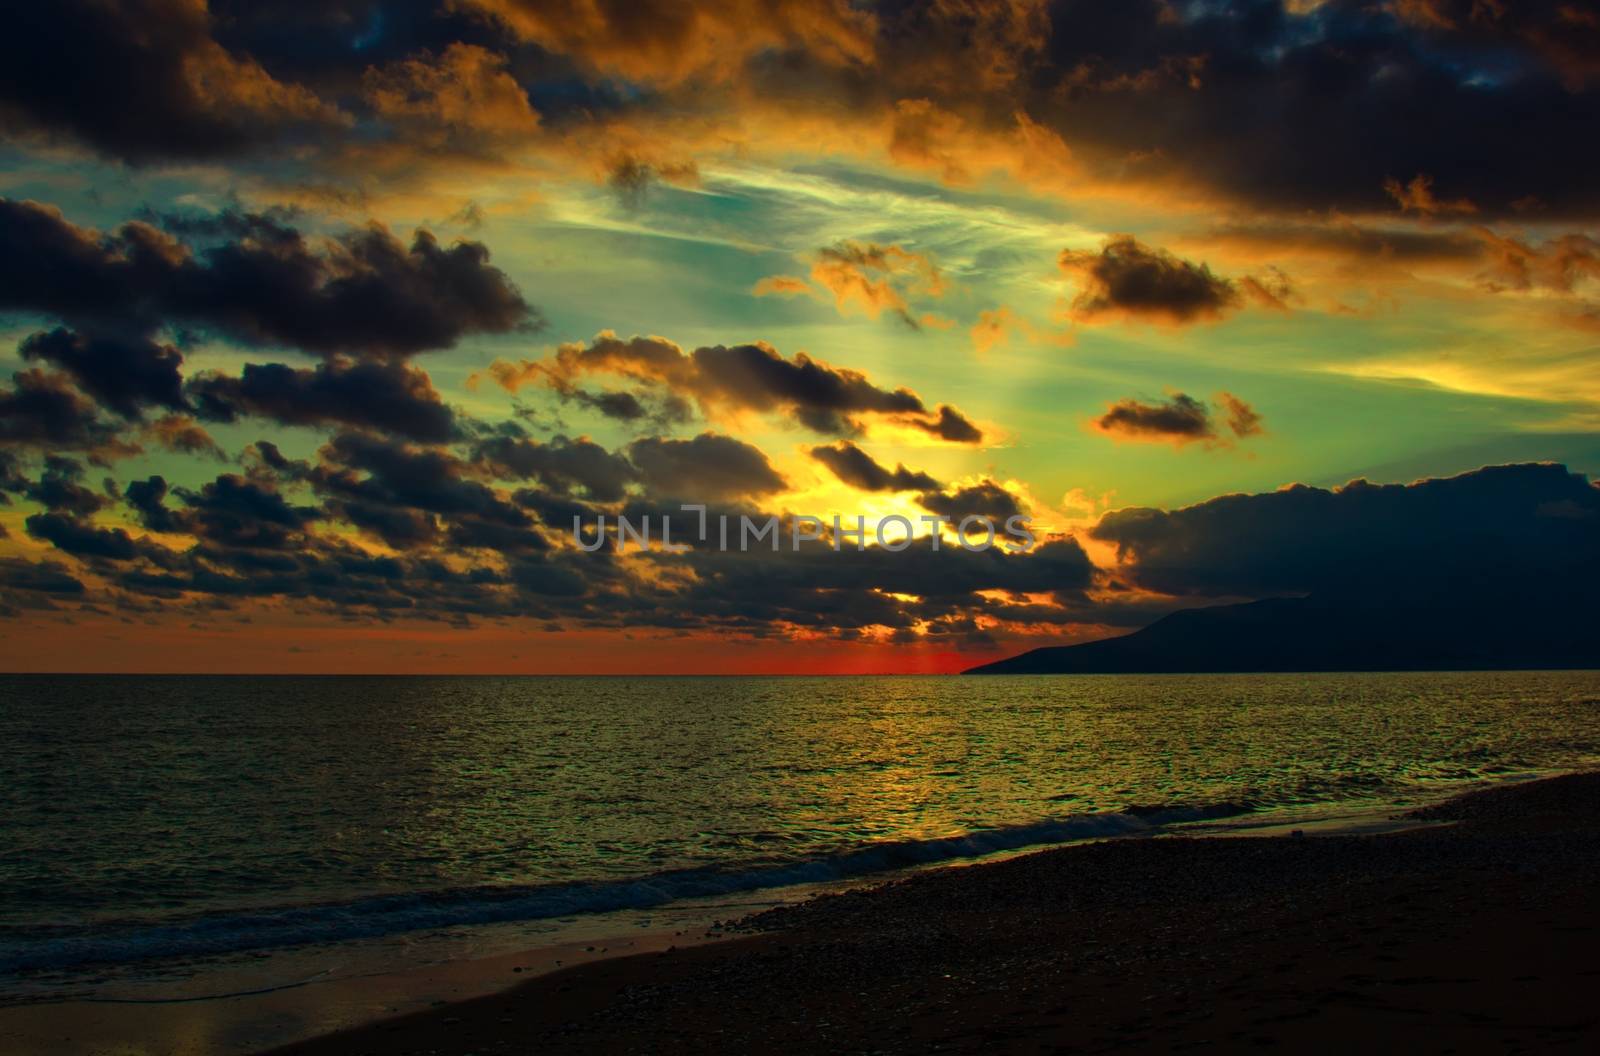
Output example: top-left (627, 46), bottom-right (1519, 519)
top-left (965, 594), bottom-right (1600, 674)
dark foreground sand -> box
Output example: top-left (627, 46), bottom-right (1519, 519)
top-left (270, 773), bottom-right (1600, 1054)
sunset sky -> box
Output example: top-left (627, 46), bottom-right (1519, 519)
top-left (2, 0), bottom-right (1598, 672)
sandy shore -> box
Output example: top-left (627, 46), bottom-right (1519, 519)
top-left (0, 928), bottom-right (737, 1056)
top-left (243, 772), bottom-right (1600, 1054)
top-left (6, 774), bottom-right (1596, 1055)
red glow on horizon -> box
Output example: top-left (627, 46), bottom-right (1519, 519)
top-left (0, 616), bottom-right (1009, 675)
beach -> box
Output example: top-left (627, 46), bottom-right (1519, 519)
top-left (7, 674), bottom-right (1600, 1055)
top-left (240, 771), bottom-right (1600, 1054)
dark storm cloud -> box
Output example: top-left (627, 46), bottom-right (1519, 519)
top-left (1094, 392), bottom-right (1265, 446)
top-left (0, 200), bottom-right (177, 325)
top-left (0, 199), bottom-right (537, 359)
top-left (0, 404), bottom-right (1228, 628)
top-left (18, 328), bottom-right (187, 419)
top-left (907, 405), bottom-right (984, 444)
top-left (247, 440), bottom-right (303, 478)
top-left (551, 511), bottom-right (1092, 637)
top-left (507, 553), bottom-right (589, 597)
top-left (179, 218), bottom-right (537, 357)
top-left (2, 392), bottom-right (1093, 635)
top-left (6, 3), bottom-right (1600, 219)
top-left (691, 342), bottom-right (927, 435)
top-left (471, 434), bottom-right (637, 501)
top-left (580, 388), bottom-right (693, 428)
top-left (208, 0), bottom-right (643, 140)
top-left (651, 536), bottom-right (1096, 631)
top-left (313, 432), bottom-right (548, 552)
top-left (1060, 237), bottom-right (1239, 325)
top-left (123, 476), bottom-right (183, 533)
top-left (1089, 462), bottom-right (1600, 601)
top-left (512, 488), bottom-right (603, 532)
top-left (23, 457), bottom-right (107, 517)
top-left (206, 1), bottom-right (510, 81)
top-left (0, 557), bottom-right (86, 595)
top-left (788, 0), bottom-right (1600, 219)
top-left (626, 433), bottom-right (787, 501)
top-left (507, 332), bottom-right (982, 442)
top-left (0, 369), bottom-right (122, 453)
top-left (316, 432), bottom-right (500, 515)
top-left (1020, 0), bottom-right (1600, 218)
top-left (0, 201), bottom-right (545, 488)
top-left (1095, 393), bottom-right (1212, 441)
top-left (568, 388), bottom-right (647, 421)
top-left (8, 448), bottom-right (562, 619)
top-left (1204, 220), bottom-right (1486, 265)
top-left (93, 527), bottom-right (526, 622)
top-left (24, 511), bottom-right (139, 561)
top-left (442, 510), bottom-right (550, 554)
top-left (1386, 0), bottom-right (1600, 90)
top-left (11, 439), bottom-right (1595, 648)
top-left (809, 441), bottom-right (940, 492)
top-left (338, 501), bottom-right (440, 550)
top-left (188, 360), bottom-right (457, 443)
top-left (174, 473), bottom-right (320, 550)
top-left (562, 499), bottom-right (1095, 639)
top-left (539, 366), bottom-right (696, 429)
top-left (917, 481), bottom-right (1026, 524)
top-left (0, 0), bottom-right (648, 171)
top-left (0, 450), bottom-right (24, 498)
top-left (0, 0), bottom-right (343, 163)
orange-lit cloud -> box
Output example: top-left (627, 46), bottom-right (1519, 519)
top-left (452, 0), bottom-right (877, 85)
top-left (754, 240), bottom-right (948, 329)
top-left (1384, 173), bottom-right (1478, 216)
top-left (1475, 228), bottom-right (1600, 294)
top-left (969, 305), bottom-right (1073, 356)
top-left (142, 414), bottom-right (223, 459)
top-left (363, 43), bottom-right (540, 155)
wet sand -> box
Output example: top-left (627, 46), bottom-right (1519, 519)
top-left (256, 771), bottom-right (1600, 1054)
top-left (0, 927), bottom-right (740, 1056)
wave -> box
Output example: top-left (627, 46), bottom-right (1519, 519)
top-left (0, 801), bottom-right (1251, 976)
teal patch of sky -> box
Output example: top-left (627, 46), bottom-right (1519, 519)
top-left (468, 159), bottom-right (1101, 436)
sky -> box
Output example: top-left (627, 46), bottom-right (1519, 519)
top-left (1, 0), bottom-right (1598, 673)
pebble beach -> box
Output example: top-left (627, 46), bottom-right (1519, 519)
top-left (259, 771), bottom-right (1600, 1054)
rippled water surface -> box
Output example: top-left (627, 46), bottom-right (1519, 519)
top-left (3, 672), bottom-right (1599, 992)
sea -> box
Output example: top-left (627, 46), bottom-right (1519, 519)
top-left (3, 671), bottom-right (1600, 1003)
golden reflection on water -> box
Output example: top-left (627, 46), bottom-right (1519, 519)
top-left (5, 671), bottom-right (1600, 926)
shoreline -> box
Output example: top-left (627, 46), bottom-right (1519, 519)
top-left (2, 770), bottom-right (1593, 1054)
top-left (261, 769), bottom-right (1600, 1054)
top-left (0, 928), bottom-right (738, 1056)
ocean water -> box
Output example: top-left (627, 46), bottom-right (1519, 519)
top-left (3, 671), bottom-right (1599, 999)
